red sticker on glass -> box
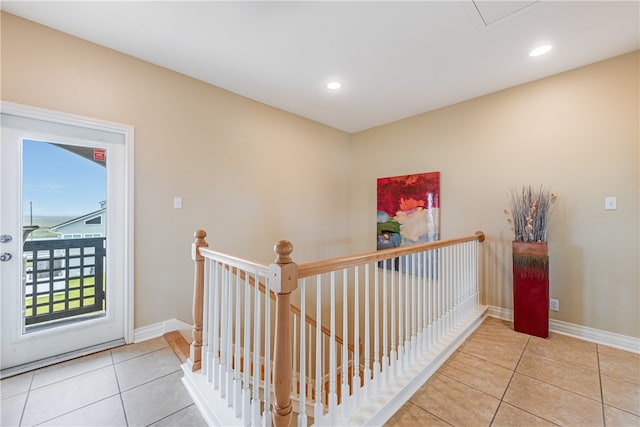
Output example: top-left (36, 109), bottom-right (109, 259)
top-left (93, 149), bottom-right (106, 162)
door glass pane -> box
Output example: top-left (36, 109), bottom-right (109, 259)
top-left (22, 140), bottom-right (107, 331)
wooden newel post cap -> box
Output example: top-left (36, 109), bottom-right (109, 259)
top-left (475, 231), bottom-right (485, 242)
top-left (194, 229), bottom-right (207, 241)
top-left (274, 240), bottom-right (294, 264)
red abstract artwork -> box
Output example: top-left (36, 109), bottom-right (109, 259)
top-left (376, 172), bottom-right (440, 250)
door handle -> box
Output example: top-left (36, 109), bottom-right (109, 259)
top-left (0, 253), bottom-right (12, 262)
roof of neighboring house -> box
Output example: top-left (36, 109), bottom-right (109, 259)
top-left (49, 208), bottom-right (106, 232)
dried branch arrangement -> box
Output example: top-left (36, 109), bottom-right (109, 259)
top-left (505, 186), bottom-right (557, 243)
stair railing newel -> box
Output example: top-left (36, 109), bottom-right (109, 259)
top-left (189, 229), bottom-right (209, 372)
top-left (269, 240), bottom-right (298, 427)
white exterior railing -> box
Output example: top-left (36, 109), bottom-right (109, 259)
top-left (182, 230), bottom-right (486, 426)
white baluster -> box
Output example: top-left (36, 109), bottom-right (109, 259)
top-left (226, 272), bottom-right (234, 407)
top-left (468, 242), bottom-right (472, 313)
top-left (382, 260), bottom-right (389, 387)
top-left (443, 246), bottom-right (449, 335)
top-left (329, 271), bottom-right (337, 420)
top-left (298, 279), bottom-right (307, 427)
top-left (404, 255), bottom-right (410, 368)
top-left (397, 256), bottom-right (404, 373)
top-left (234, 272), bottom-right (242, 415)
top-left (202, 259), bottom-right (210, 377)
top-left (448, 246), bottom-right (453, 331)
top-left (308, 324), bottom-right (312, 400)
top-left (220, 267), bottom-right (229, 398)
top-left (242, 273), bottom-right (252, 426)
top-left (427, 250), bottom-right (433, 350)
top-left (314, 276), bottom-right (323, 422)
top-left (341, 268), bottom-right (349, 420)
top-left (434, 248), bottom-right (444, 343)
top-left (390, 260), bottom-right (397, 379)
top-left (373, 262), bottom-right (380, 390)
top-left (263, 273), bottom-right (271, 427)
top-left (353, 265), bottom-right (360, 410)
top-left (251, 275), bottom-right (261, 427)
top-left (411, 253), bottom-right (417, 364)
top-left (473, 241), bottom-right (480, 308)
top-left (212, 262), bottom-right (221, 387)
top-left (293, 314), bottom-right (298, 394)
top-left (363, 264), bottom-right (371, 398)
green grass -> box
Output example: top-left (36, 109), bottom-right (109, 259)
top-left (25, 276), bottom-right (104, 317)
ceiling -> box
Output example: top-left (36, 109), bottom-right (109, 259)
top-left (2, 1), bottom-right (639, 133)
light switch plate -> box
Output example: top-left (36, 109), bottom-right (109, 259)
top-left (174, 196), bottom-right (183, 209)
top-left (605, 197), bottom-right (617, 210)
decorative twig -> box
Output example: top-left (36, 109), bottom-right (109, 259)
top-left (506, 186), bottom-right (557, 243)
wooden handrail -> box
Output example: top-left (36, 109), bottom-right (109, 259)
top-left (189, 229), bottom-right (486, 424)
top-left (298, 231), bottom-right (485, 278)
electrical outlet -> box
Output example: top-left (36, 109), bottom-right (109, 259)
top-left (549, 298), bottom-right (559, 312)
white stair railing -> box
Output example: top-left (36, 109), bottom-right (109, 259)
top-left (182, 230), bottom-right (486, 427)
top-left (294, 231), bottom-right (485, 425)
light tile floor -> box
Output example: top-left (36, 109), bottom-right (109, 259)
top-left (386, 317), bottom-right (640, 426)
top-left (1, 336), bottom-right (207, 427)
top-left (2, 318), bottom-right (639, 426)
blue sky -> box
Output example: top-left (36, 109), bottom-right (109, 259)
top-left (23, 140), bottom-right (106, 218)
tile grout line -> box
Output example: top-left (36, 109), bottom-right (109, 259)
top-left (596, 345), bottom-right (606, 426)
top-left (28, 359), bottom-right (114, 391)
top-left (31, 395), bottom-right (122, 426)
top-left (145, 403), bottom-right (196, 427)
top-left (17, 371), bottom-right (35, 427)
top-left (111, 344), bottom-right (171, 365)
top-left (407, 398), bottom-right (456, 426)
top-left (29, 351), bottom-right (123, 426)
top-left (111, 349), bottom-right (130, 427)
top-left (486, 335), bottom-right (530, 426)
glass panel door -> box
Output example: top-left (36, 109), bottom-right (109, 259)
top-left (1, 109), bottom-right (130, 374)
top-left (22, 140), bottom-right (107, 330)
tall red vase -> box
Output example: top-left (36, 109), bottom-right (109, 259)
top-left (512, 241), bottom-right (549, 338)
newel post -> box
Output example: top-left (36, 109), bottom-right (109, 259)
top-left (189, 229), bottom-right (209, 372)
top-left (269, 240), bottom-right (298, 427)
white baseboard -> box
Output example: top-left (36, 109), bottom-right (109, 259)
top-left (487, 305), bottom-right (640, 354)
top-left (133, 318), bottom-right (192, 343)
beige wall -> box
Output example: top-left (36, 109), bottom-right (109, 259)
top-left (350, 51), bottom-right (639, 338)
top-left (1, 12), bottom-right (352, 328)
top-left (3, 12), bottom-right (639, 339)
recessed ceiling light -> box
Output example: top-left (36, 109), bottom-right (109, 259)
top-left (326, 81), bottom-right (342, 90)
top-left (529, 44), bottom-right (552, 57)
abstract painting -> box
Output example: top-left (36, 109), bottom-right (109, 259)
top-left (376, 171), bottom-right (440, 250)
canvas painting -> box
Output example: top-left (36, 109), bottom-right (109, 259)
top-left (376, 171), bottom-right (440, 251)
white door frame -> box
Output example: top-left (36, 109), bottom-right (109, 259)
top-left (1, 101), bottom-right (135, 351)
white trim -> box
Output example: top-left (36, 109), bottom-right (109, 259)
top-left (486, 305), bottom-right (513, 321)
top-left (133, 318), bottom-right (192, 343)
top-left (0, 339), bottom-right (124, 379)
top-left (124, 123), bottom-right (135, 344)
top-left (487, 305), bottom-right (640, 354)
top-left (1, 101), bottom-right (133, 135)
top-left (181, 364), bottom-right (238, 426)
top-left (181, 307), bottom-right (489, 426)
top-left (353, 307), bottom-right (488, 426)
top-left (1, 319), bottom-right (191, 378)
